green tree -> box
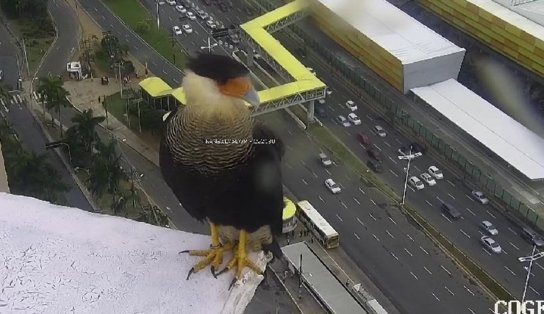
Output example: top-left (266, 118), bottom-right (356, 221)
top-left (70, 109), bottom-right (105, 153)
top-left (36, 74), bottom-right (71, 137)
top-left (87, 140), bottom-right (126, 209)
top-left (0, 83), bottom-right (9, 100)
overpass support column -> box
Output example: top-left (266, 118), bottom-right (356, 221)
top-left (307, 100), bottom-right (315, 124)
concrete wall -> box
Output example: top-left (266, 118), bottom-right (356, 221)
top-left (0, 142), bottom-right (10, 193)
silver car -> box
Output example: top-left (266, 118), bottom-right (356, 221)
top-left (480, 220), bottom-right (498, 236)
top-left (481, 236), bottom-right (502, 254)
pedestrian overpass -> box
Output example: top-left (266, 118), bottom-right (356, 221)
top-left (139, 0), bottom-right (327, 117)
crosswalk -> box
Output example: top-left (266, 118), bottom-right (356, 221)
top-left (0, 94), bottom-right (25, 113)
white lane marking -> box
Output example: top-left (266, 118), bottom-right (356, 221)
top-left (446, 179), bottom-right (455, 187)
top-left (354, 233), bottom-right (360, 240)
top-left (466, 207), bottom-right (476, 216)
top-left (374, 144), bottom-right (382, 151)
top-left (366, 114), bottom-right (373, 121)
top-left (389, 217), bottom-right (397, 225)
top-left (287, 129), bottom-right (293, 135)
top-left (468, 308), bottom-right (476, 314)
top-left (339, 183), bottom-right (345, 189)
top-left (460, 229), bottom-right (471, 239)
top-left (424, 266), bottom-right (432, 275)
top-left (301, 160), bottom-right (306, 166)
top-left (336, 214), bottom-right (343, 222)
top-left (390, 252), bottom-right (399, 261)
top-left (465, 194), bottom-right (474, 202)
top-left (447, 193), bottom-right (456, 200)
top-left (341, 201), bottom-right (348, 209)
top-left (529, 286), bottom-right (541, 296)
top-left (478, 231), bottom-right (486, 236)
top-left (504, 266), bottom-right (516, 276)
top-left (312, 172), bottom-right (318, 178)
top-left (535, 262), bottom-right (544, 271)
top-left (509, 242), bottom-right (520, 251)
top-left (357, 217), bottom-right (365, 227)
top-left (395, 138), bottom-right (402, 144)
top-left (301, 179), bottom-right (308, 185)
top-left (413, 165), bottom-right (421, 172)
top-left (388, 156), bottom-right (398, 164)
top-left (410, 271), bottom-right (418, 280)
top-left (389, 169), bottom-right (399, 177)
top-left (369, 213), bottom-right (377, 221)
top-left (370, 199), bottom-right (377, 206)
top-left (325, 169), bottom-right (332, 175)
top-left (431, 292), bottom-right (440, 301)
top-left (318, 195), bottom-right (325, 202)
top-left (441, 214), bottom-right (453, 223)
top-left (464, 286), bottom-right (475, 296)
top-left (425, 200), bottom-right (433, 206)
top-left (482, 248), bottom-right (492, 256)
top-left (384, 141), bottom-right (391, 148)
top-left (420, 246), bottom-right (429, 255)
top-left (359, 187), bottom-right (365, 195)
top-left (353, 197), bottom-right (361, 205)
top-left (436, 196), bottom-right (444, 203)
top-left (503, 249), bottom-right (509, 255)
top-left (372, 234), bottom-right (380, 242)
top-left (508, 227), bottom-right (517, 235)
top-left (486, 210), bottom-right (497, 219)
top-left (404, 248), bottom-right (413, 257)
top-left (407, 234), bottom-right (414, 242)
top-left (408, 186), bottom-right (415, 192)
top-left (386, 230), bottom-right (395, 239)
top-left (445, 286), bottom-right (455, 296)
top-left (441, 265), bottom-right (452, 276)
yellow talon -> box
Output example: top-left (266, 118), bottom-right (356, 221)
top-left (216, 229), bottom-right (263, 283)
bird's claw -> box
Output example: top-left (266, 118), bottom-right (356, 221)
top-left (228, 278), bottom-right (237, 291)
top-left (186, 267), bottom-right (195, 280)
top-left (211, 266), bottom-right (218, 279)
top-left (179, 250), bottom-right (190, 254)
top-left (214, 267), bottom-right (230, 277)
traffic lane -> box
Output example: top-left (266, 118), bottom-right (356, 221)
top-left (0, 24), bottom-right (20, 89)
top-left (80, 0), bottom-right (183, 86)
top-left (5, 104), bottom-right (94, 211)
top-left (192, 0), bottom-right (249, 25)
top-left (38, 0), bottom-right (80, 76)
top-left (266, 111), bottom-right (492, 314)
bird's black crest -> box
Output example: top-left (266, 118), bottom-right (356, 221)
top-left (187, 53), bottom-right (249, 85)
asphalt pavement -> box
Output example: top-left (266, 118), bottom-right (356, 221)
top-left (0, 22), bottom-right (20, 89)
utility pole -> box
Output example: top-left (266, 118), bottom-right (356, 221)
top-left (125, 96), bottom-right (131, 128)
top-left (200, 37), bottom-right (218, 53)
top-left (518, 245), bottom-right (544, 302)
top-left (398, 146), bottom-right (423, 205)
top-left (137, 98), bottom-right (142, 133)
top-left (21, 38), bottom-right (30, 77)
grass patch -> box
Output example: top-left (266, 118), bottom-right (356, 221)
top-left (7, 19), bottom-right (55, 75)
top-left (94, 48), bottom-right (113, 75)
top-left (307, 123), bottom-right (513, 301)
top-left (103, 0), bottom-right (187, 67)
top-left (104, 92), bottom-right (139, 128)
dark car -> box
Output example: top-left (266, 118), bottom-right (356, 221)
top-left (521, 227), bottom-right (544, 247)
top-left (441, 203), bottom-right (461, 219)
top-left (367, 159), bottom-right (383, 173)
top-left (410, 142), bottom-right (426, 154)
top-left (367, 148), bottom-right (381, 161)
top-left (219, 2), bottom-right (228, 12)
top-left (357, 132), bottom-right (372, 147)
top-left (316, 107), bottom-right (327, 118)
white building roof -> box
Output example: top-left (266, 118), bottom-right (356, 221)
top-left (0, 192), bottom-right (266, 313)
top-left (411, 79), bottom-right (544, 180)
top-left (481, 0), bottom-right (544, 36)
top-left (313, 0), bottom-right (465, 64)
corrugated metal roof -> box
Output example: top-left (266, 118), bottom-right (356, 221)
top-left (411, 79), bottom-right (544, 180)
top-left (312, 0), bottom-right (465, 64)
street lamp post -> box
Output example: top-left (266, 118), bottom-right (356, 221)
top-left (398, 147), bottom-right (422, 205)
top-left (200, 37), bottom-right (218, 53)
top-left (518, 245), bottom-right (544, 302)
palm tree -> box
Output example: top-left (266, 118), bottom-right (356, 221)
top-left (0, 83), bottom-right (10, 100)
top-left (70, 109), bottom-right (105, 154)
top-left (36, 74), bottom-right (71, 137)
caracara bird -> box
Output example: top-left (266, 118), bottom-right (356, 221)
top-left (159, 53), bottom-right (284, 286)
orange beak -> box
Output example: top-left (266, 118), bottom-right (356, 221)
top-left (218, 77), bottom-right (260, 106)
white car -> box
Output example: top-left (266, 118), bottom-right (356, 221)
top-left (481, 236), bottom-right (502, 254)
top-left (318, 98), bottom-right (326, 105)
top-left (206, 19), bottom-right (217, 29)
top-left (373, 125), bottom-right (386, 137)
top-left (428, 166), bottom-right (444, 180)
top-left (183, 24), bottom-right (193, 34)
top-left (172, 26), bottom-right (182, 35)
top-left (166, 0), bottom-right (176, 5)
top-left (336, 115), bottom-right (351, 127)
top-left (175, 5), bottom-right (186, 13)
top-left (480, 220), bottom-right (498, 236)
top-left (419, 173), bottom-right (436, 186)
top-left (325, 178), bottom-right (341, 194)
top-left (306, 67), bottom-right (316, 75)
top-left (326, 88), bottom-right (333, 96)
top-left (186, 11), bottom-right (196, 20)
top-left (347, 113), bottom-right (361, 125)
top-left (345, 100), bottom-right (357, 111)
top-left (472, 190), bottom-right (489, 205)
top-left (409, 176), bottom-right (424, 190)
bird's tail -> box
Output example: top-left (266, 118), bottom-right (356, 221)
top-left (262, 237), bottom-right (283, 261)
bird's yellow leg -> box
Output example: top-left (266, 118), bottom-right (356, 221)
top-left (180, 222), bottom-right (233, 279)
top-left (216, 230), bottom-right (263, 287)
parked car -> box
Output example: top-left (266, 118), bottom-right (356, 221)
top-left (306, 67), bottom-right (316, 75)
top-left (206, 19), bottom-right (217, 29)
top-left (196, 9), bottom-right (208, 19)
top-left (326, 88), bottom-right (333, 96)
top-left (319, 153), bottom-right (332, 167)
top-left (441, 203), bottom-right (461, 219)
top-left (480, 220), bottom-right (498, 236)
top-left (175, 5), bottom-right (187, 13)
top-left (166, 0), bottom-right (176, 5)
top-left (367, 159), bottom-right (383, 173)
top-left (183, 24), bottom-right (193, 34)
top-left (357, 132), bottom-right (372, 147)
top-left (419, 173), bottom-right (436, 186)
top-left (521, 227), bottom-right (544, 247)
top-left (336, 115), bottom-right (351, 127)
top-left (472, 190), bottom-right (489, 204)
top-left (172, 26), bottom-right (182, 35)
top-left (367, 148), bottom-right (381, 161)
top-left (345, 100), bottom-right (357, 111)
top-left (318, 98), bottom-right (326, 105)
top-left (325, 178), bottom-right (341, 194)
top-left (481, 236), bottom-right (502, 254)
top-left (347, 113), bottom-right (361, 125)
top-left (408, 176), bottom-right (424, 190)
top-left (186, 11), bottom-right (196, 20)
top-left (373, 125), bottom-right (386, 137)
top-left (428, 166), bottom-right (444, 179)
